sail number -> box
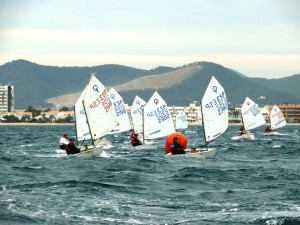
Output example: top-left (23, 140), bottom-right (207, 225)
top-left (271, 111), bottom-right (283, 119)
top-left (205, 91), bottom-right (227, 116)
top-left (147, 105), bottom-right (170, 123)
top-left (244, 104), bottom-right (259, 116)
top-left (90, 89), bottom-right (112, 113)
top-left (113, 100), bottom-right (127, 116)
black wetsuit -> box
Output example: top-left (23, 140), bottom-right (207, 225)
top-left (171, 142), bottom-right (185, 154)
top-left (66, 142), bottom-right (80, 155)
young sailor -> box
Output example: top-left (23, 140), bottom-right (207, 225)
top-left (239, 126), bottom-right (246, 136)
top-left (265, 126), bottom-right (272, 133)
top-left (131, 133), bottom-right (142, 146)
top-left (66, 138), bottom-right (81, 155)
top-left (59, 133), bottom-right (69, 149)
top-left (170, 137), bottom-right (185, 154)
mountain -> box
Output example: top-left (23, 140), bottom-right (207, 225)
top-left (249, 74), bottom-right (300, 100)
top-left (0, 59), bottom-right (299, 109)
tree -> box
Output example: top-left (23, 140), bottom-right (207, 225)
top-left (3, 115), bottom-right (20, 123)
top-left (59, 106), bottom-right (70, 111)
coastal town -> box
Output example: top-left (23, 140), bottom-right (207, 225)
top-left (1, 84), bottom-right (300, 124)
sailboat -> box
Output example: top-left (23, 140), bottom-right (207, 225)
top-left (232, 97), bottom-right (266, 140)
top-left (174, 111), bottom-right (188, 130)
top-left (73, 73), bottom-right (118, 157)
top-left (143, 92), bottom-right (175, 141)
top-left (130, 95), bottom-right (146, 143)
top-left (108, 88), bottom-right (132, 134)
top-left (186, 76), bottom-right (228, 158)
top-left (266, 105), bottom-right (287, 135)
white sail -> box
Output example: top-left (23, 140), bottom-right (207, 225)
top-left (75, 85), bottom-right (90, 141)
top-left (108, 88), bottom-right (132, 134)
top-left (270, 105), bottom-right (286, 130)
top-left (82, 74), bottom-right (118, 140)
top-left (201, 76), bottom-right (228, 142)
top-left (241, 97), bottom-right (266, 131)
top-left (175, 111), bottom-right (188, 130)
top-left (144, 92), bottom-right (175, 139)
top-left (130, 96), bottom-right (146, 134)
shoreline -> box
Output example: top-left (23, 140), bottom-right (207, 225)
top-left (1, 122), bottom-right (300, 126)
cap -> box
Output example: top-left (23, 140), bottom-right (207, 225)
top-left (63, 133), bottom-right (68, 138)
top-left (69, 138), bottom-right (75, 142)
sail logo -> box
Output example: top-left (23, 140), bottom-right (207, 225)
top-left (110, 94), bottom-right (115, 100)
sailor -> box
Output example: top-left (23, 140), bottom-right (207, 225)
top-left (59, 133), bottom-right (69, 149)
top-left (130, 129), bottom-right (135, 138)
top-left (239, 126), bottom-right (246, 136)
top-left (170, 137), bottom-right (185, 154)
top-left (265, 126), bottom-right (272, 133)
top-left (131, 133), bottom-right (142, 146)
top-left (66, 138), bottom-right (81, 155)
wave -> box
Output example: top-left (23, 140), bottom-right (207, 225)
top-left (254, 217), bottom-right (300, 225)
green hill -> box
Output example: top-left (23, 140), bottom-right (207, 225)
top-left (0, 59), bottom-right (299, 109)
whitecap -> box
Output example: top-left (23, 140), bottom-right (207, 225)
top-left (272, 145), bottom-right (281, 148)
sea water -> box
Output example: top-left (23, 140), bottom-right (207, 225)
top-left (0, 125), bottom-right (299, 225)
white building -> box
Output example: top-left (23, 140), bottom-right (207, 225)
top-left (0, 84), bottom-right (14, 112)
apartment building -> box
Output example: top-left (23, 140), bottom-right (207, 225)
top-left (0, 84), bottom-right (14, 112)
top-left (278, 104), bottom-right (300, 122)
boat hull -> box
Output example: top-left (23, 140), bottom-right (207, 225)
top-left (166, 148), bottom-right (216, 158)
top-left (74, 145), bottom-right (104, 158)
top-left (186, 148), bottom-right (216, 158)
top-left (265, 131), bottom-right (280, 136)
top-left (231, 132), bottom-right (255, 140)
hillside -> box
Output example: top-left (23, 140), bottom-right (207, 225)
top-left (1, 59), bottom-right (300, 109)
top-left (46, 62), bottom-right (300, 109)
top-left (0, 59), bottom-right (175, 109)
top-left (249, 74), bottom-right (300, 99)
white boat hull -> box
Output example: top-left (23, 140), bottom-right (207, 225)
top-left (74, 145), bottom-right (104, 158)
top-left (186, 148), bottom-right (216, 158)
top-left (166, 148), bottom-right (216, 158)
top-left (231, 132), bottom-right (255, 140)
top-left (265, 131), bottom-right (280, 136)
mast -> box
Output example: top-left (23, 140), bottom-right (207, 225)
top-left (82, 99), bottom-right (95, 148)
top-left (200, 101), bottom-right (208, 151)
top-left (74, 107), bottom-right (78, 145)
top-left (141, 105), bottom-right (145, 143)
top-left (240, 108), bottom-right (245, 132)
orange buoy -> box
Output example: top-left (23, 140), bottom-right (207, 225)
top-left (165, 132), bottom-right (187, 154)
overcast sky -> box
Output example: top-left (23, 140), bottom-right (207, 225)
top-left (0, 0), bottom-right (299, 78)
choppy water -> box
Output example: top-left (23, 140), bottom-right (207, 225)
top-left (0, 125), bottom-right (299, 225)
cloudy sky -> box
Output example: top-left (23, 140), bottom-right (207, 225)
top-left (0, 0), bottom-right (299, 78)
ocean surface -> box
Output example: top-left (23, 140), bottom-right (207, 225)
top-left (0, 125), bottom-right (299, 225)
